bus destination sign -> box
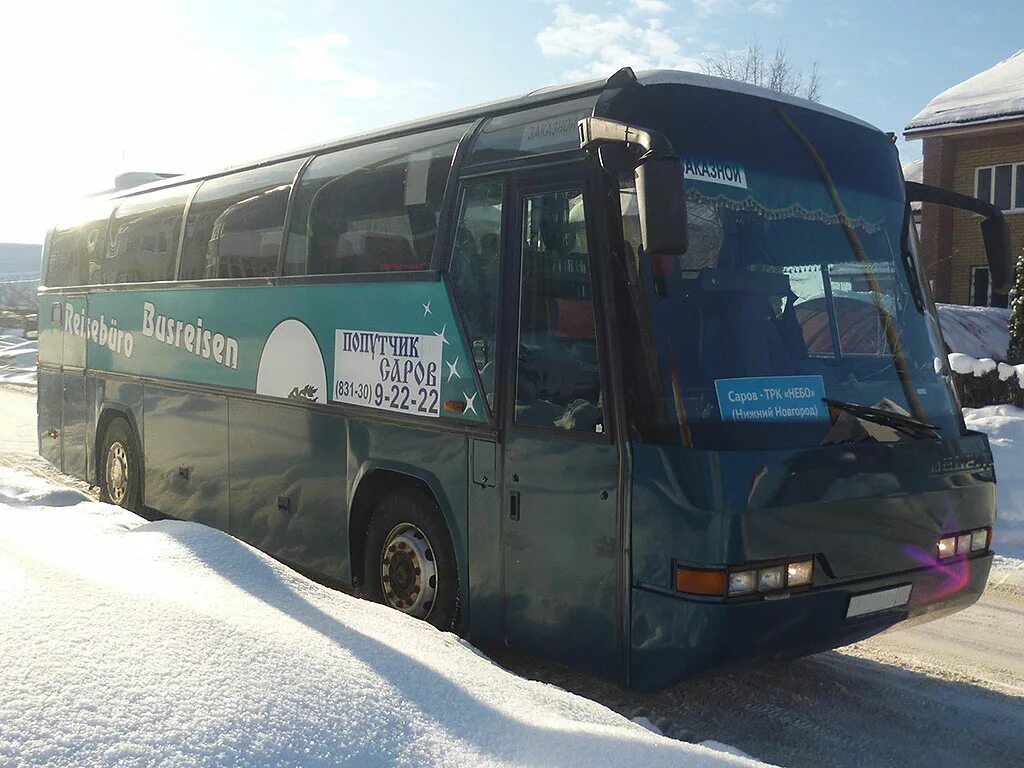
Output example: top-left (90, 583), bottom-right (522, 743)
top-left (715, 375), bottom-right (828, 423)
top-left (333, 330), bottom-right (443, 418)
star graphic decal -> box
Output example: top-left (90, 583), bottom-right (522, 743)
top-left (463, 391), bottom-right (477, 415)
top-left (422, 300), bottom-right (432, 317)
top-left (446, 357), bottom-right (461, 382)
top-left (434, 324), bottom-right (449, 346)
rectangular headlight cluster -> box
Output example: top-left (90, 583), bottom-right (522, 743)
top-left (728, 558), bottom-right (814, 596)
top-left (675, 557), bottom-right (815, 598)
top-left (937, 527), bottom-right (990, 560)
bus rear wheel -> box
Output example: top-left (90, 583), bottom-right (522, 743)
top-left (363, 489), bottom-right (459, 631)
top-left (100, 417), bottom-right (142, 513)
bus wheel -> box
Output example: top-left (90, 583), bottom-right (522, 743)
top-left (363, 489), bottom-right (458, 631)
top-left (100, 417), bottom-right (142, 513)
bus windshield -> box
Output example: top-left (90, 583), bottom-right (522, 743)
top-left (614, 85), bottom-right (958, 449)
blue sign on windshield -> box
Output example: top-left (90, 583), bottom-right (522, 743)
top-left (715, 375), bottom-right (829, 423)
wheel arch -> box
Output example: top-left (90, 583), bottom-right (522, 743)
top-left (94, 404), bottom-right (142, 489)
top-left (347, 462), bottom-right (463, 599)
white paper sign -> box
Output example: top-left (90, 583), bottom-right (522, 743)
top-left (333, 330), bottom-right (442, 417)
top-left (683, 157), bottom-right (748, 189)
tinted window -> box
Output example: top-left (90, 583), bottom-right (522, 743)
top-left (1017, 165), bottom-right (1024, 209)
top-left (284, 124), bottom-right (469, 276)
top-left (994, 164), bottom-right (1012, 210)
top-left (976, 167), bottom-right (992, 203)
top-left (469, 97), bottom-right (596, 166)
top-left (45, 199), bottom-right (115, 287)
top-left (180, 161), bottom-right (303, 280)
top-left (448, 181), bottom-right (503, 409)
top-left (106, 185), bottom-right (195, 283)
top-left (515, 189), bottom-right (603, 432)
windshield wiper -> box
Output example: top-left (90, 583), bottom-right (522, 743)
top-left (824, 398), bottom-right (940, 438)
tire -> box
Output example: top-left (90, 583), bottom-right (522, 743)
top-left (363, 488), bottom-right (459, 631)
top-left (99, 417), bottom-right (143, 513)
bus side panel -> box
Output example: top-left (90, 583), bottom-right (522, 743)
top-left (37, 368), bottom-right (63, 468)
top-left (346, 420), bottom-right (470, 610)
top-left (228, 398), bottom-right (349, 583)
top-left (143, 383), bottom-right (229, 530)
top-left (60, 295), bottom-right (89, 481)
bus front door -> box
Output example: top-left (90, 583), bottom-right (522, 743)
top-left (500, 180), bottom-right (621, 675)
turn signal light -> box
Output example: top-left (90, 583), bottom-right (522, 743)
top-left (675, 567), bottom-right (727, 596)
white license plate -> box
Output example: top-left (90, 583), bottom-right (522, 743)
top-left (846, 584), bottom-right (913, 618)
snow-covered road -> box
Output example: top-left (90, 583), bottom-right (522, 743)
top-left (1, 385), bottom-right (1022, 768)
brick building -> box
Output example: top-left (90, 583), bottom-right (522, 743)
top-left (904, 50), bottom-right (1024, 307)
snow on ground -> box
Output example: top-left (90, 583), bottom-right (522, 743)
top-left (0, 469), bottom-right (763, 768)
top-left (0, 328), bottom-right (36, 388)
top-left (936, 303), bottom-right (1011, 360)
top-left (965, 405), bottom-right (1024, 560)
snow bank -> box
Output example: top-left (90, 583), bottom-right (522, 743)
top-left (906, 49), bottom-right (1024, 131)
top-left (964, 405), bottom-right (1024, 560)
top-left (936, 303), bottom-right (1010, 360)
top-left (0, 330), bottom-right (36, 388)
top-left (948, 352), bottom-right (998, 378)
top-left (0, 469), bottom-right (765, 768)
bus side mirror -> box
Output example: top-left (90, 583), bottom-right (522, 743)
top-left (579, 116), bottom-right (688, 258)
top-left (905, 180), bottom-right (1014, 293)
top-left (635, 153), bottom-right (688, 257)
top-left (980, 215), bottom-right (1013, 294)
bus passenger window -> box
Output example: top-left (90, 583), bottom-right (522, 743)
top-left (515, 190), bottom-right (603, 433)
top-left (107, 184), bottom-right (195, 284)
top-left (284, 123), bottom-right (470, 276)
top-left (44, 199), bottom-right (115, 288)
top-left (448, 181), bottom-right (503, 410)
top-left (179, 160), bottom-right (303, 280)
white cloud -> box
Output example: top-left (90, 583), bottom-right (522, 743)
top-left (692, 0), bottom-right (786, 15)
top-left (631, 0), bottom-right (671, 12)
top-left (536, 4), bottom-right (702, 81)
top-left (285, 33), bottom-right (383, 99)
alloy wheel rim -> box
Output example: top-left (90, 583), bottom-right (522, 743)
top-left (106, 441), bottom-right (129, 505)
top-left (380, 523), bottom-right (438, 619)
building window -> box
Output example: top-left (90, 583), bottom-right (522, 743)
top-left (975, 162), bottom-right (1024, 211)
top-left (970, 266), bottom-right (991, 306)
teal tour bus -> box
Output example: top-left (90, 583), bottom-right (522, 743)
top-left (37, 68), bottom-right (1010, 690)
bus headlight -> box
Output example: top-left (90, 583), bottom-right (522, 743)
top-left (757, 566), bottom-right (785, 591)
top-left (728, 570), bottom-right (757, 596)
top-left (937, 536), bottom-right (956, 559)
top-left (937, 527), bottom-right (990, 560)
top-left (970, 528), bottom-right (990, 552)
top-left (786, 560), bottom-right (814, 587)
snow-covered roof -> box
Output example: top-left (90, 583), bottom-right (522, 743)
top-left (906, 50), bottom-right (1024, 134)
top-left (902, 158), bottom-right (923, 210)
top-left (901, 158), bottom-right (923, 183)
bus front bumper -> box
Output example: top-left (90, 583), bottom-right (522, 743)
top-left (628, 552), bottom-right (992, 691)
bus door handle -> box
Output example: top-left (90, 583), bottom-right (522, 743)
top-left (509, 490), bottom-right (521, 522)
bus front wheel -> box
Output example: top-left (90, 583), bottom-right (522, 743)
top-left (363, 489), bottom-right (459, 631)
top-left (99, 417), bottom-right (142, 513)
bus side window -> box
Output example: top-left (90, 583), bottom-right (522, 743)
top-left (448, 181), bottom-right (503, 410)
top-left (45, 200), bottom-right (114, 288)
top-left (284, 123), bottom-right (471, 277)
top-left (515, 189), bottom-right (603, 433)
top-left (108, 185), bottom-right (195, 284)
top-left (179, 160), bottom-right (303, 281)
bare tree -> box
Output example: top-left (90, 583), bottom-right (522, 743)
top-left (702, 42), bottom-right (822, 102)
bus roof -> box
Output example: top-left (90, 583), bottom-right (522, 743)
top-left (104, 68), bottom-right (880, 202)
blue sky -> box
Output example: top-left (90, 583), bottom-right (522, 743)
top-left (1, 0), bottom-right (1021, 244)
